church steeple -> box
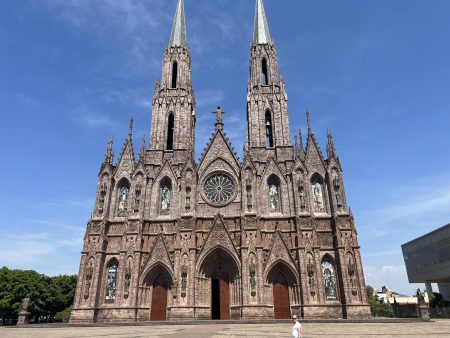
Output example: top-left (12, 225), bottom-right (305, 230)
top-left (149, 0), bottom-right (195, 160)
top-left (253, 0), bottom-right (272, 44)
top-left (246, 0), bottom-right (291, 153)
top-left (169, 0), bottom-right (188, 48)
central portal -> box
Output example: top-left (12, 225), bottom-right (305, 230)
top-left (211, 273), bottom-right (230, 320)
top-left (199, 247), bottom-right (239, 320)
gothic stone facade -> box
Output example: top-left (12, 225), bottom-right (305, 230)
top-left (70, 0), bottom-right (371, 323)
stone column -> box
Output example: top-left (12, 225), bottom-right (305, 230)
top-left (425, 281), bottom-right (433, 300)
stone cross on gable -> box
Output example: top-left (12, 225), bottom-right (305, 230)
top-left (213, 106), bottom-right (225, 126)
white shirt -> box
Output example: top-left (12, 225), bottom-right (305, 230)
top-left (291, 320), bottom-right (302, 338)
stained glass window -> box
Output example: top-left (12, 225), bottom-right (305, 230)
top-left (105, 260), bottom-right (118, 302)
top-left (118, 183), bottom-right (129, 216)
top-left (311, 177), bottom-right (325, 213)
top-left (268, 176), bottom-right (280, 211)
top-left (322, 258), bottom-right (337, 300)
top-left (161, 180), bottom-right (172, 212)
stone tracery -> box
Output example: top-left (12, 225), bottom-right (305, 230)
top-left (71, 0), bottom-right (370, 323)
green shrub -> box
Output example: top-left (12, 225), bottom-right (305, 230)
top-left (54, 306), bottom-right (72, 323)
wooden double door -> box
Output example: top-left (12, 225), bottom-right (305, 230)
top-left (150, 275), bottom-right (168, 321)
top-left (272, 272), bottom-right (291, 319)
top-left (211, 272), bottom-right (230, 320)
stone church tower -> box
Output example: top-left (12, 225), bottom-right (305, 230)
top-left (70, 0), bottom-right (371, 322)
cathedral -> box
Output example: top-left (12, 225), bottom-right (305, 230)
top-left (70, 0), bottom-right (371, 322)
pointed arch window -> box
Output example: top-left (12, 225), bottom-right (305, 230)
top-left (265, 110), bottom-right (274, 148)
top-left (160, 178), bottom-right (172, 214)
top-left (261, 58), bottom-right (269, 85)
top-left (268, 175), bottom-right (281, 212)
top-left (117, 180), bottom-right (130, 216)
top-left (311, 175), bottom-right (326, 213)
top-left (171, 61), bottom-right (178, 89)
top-left (167, 113), bottom-right (174, 151)
top-left (321, 257), bottom-right (337, 301)
top-left (105, 259), bottom-right (119, 302)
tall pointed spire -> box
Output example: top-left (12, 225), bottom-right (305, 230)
top-left (253, 0), bottom-right (272, 44)
top-left (169, 0), bottom-right (188, 48)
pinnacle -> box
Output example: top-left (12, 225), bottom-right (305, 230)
top-left (253, 0), bottom-right (272, 44)
top-left (169, 0), bottom-right (188, 48)
top-left (104, 137), bottom-right (114, 164)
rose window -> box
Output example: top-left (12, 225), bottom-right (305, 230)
top-left (204, 174), bottom-right (235, 205)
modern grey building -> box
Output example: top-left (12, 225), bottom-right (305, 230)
top-left (402, 224), bottom-right (450, 301)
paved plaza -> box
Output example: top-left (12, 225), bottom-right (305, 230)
top-left (2, 320), bottom-right (450, 338)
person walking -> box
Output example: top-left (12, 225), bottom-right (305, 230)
top-left (291, 314), bottom-right (302, 338)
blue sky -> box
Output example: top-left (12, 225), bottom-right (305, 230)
top-left (1, 0), bottom-right (450, 295)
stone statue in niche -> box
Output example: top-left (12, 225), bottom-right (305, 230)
top-left (181, 269), bottom-right (187, 298)
top-left (336, 191), bottom-right (343, 210)
top-left (185, 187), bottom-right (191, 211)
top-left (118, 185), bottom-right (129, 216)
top-left (249, 258), bottom-right (256, 297)
top-left (306, 256), bottom-right (316, 296)
top-left (312, 182), bottom-right (325, 213)
top-left (84, 262), bottom-right (93, 299)
top-left (246, 185), bottom-right (253, 211)
top-left (171, 278), bottom-right (178, 298)
top-left (134, 184), bottom-right (142, 213)
top-left (347, 257), bottom-right (358, 296)
top-left (161, 184), bottom-right (172, 212)
top-left (297, 180), bottom-right (306, 211)
top-left (268, 184), bottom-right (280, 211)
top-left (97, 183), bottom-right (107, 214)
top-left (333, 174), bottom-right (343, 211)
top-left (124, 263), bottom-right (132, 297)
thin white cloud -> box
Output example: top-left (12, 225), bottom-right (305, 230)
top-left (68, 106), bottom-right (115, 128)
top-left (364, 264), bottom-right (424, 295)
top-left (196, 89), bottom-right (225, 108)
top-left (361, 176), bottom-right (450, 238)
top-left (39, 0), bottom-right (171, 77)
top-left (0, 232), bottom-right (82, 269)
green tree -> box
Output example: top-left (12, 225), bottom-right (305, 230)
top-left (366, 285), bottom-right (394, 318)
top-left (0, 267), bottom-right (77, 324)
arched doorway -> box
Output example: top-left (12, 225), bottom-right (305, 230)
top-left (141, 264), bottom-right (173, 321)
top-left (150, 274), bottom-right (168, 320)
top-left (267, 262), bottom-right (297, 319)
top-left (211, 269), bottom-right (230, 320)
top-left (198, 248), bottom-right (240, 320)
top-left (272, 271), bottom-right (290, 319)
